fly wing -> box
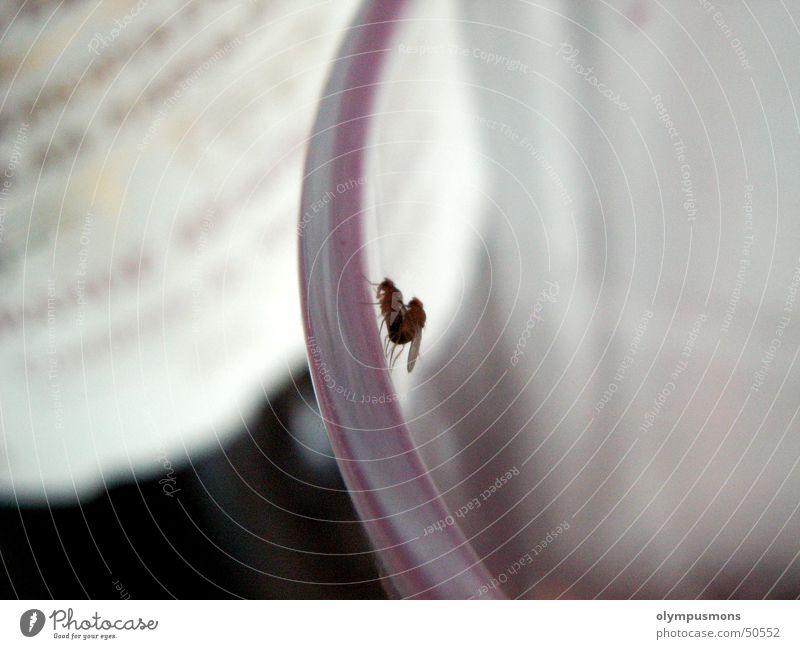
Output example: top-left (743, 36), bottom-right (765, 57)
top-left (406, 324), bottom-right (422, 372)
top-left (388, 291), bottom-right (405, 328)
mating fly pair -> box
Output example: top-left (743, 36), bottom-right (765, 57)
top-left (368, 278), bottom-right (426, 372)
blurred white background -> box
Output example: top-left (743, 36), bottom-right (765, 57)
top-left (1, 0), bottom-right (799, 599)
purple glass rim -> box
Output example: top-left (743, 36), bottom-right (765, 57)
top-left (297, 1), bottom-right (505, 598)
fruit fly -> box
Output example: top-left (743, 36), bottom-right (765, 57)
top-left (371, 277), bottom-right (426, 372)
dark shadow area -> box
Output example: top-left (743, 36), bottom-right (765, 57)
top-left (0, 370), bottom-right (386, 599)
